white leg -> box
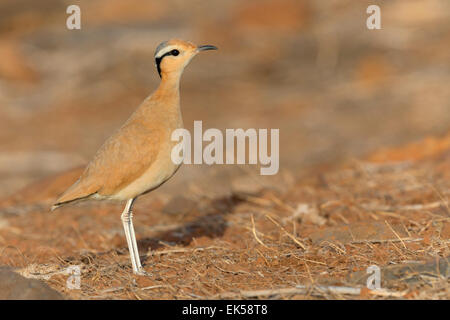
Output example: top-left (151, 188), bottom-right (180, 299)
top-left (121, 198), bottom-right (146, 275)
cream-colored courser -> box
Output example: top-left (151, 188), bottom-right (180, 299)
top-left (52, 39), bottom-right (217, 275)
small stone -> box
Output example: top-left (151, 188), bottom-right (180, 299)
top-left (0, 266), bottom-right (64, 300)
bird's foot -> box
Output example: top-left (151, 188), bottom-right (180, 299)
top-left (133, 267), bottom-right (152, 277)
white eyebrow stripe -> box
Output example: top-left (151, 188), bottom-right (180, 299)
top-left (155, 45), bottom-right (178, 58)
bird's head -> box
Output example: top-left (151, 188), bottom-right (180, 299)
top-left (154, 39), bottom-right (217, 79)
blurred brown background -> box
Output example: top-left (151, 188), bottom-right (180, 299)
top-left (0, 0), bottom-right (449, 197)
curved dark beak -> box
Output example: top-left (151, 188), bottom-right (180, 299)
top-left (197, 45), bottom-right (218, 52)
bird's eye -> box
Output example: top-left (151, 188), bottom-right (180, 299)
top-left (171, 49), bottom-right (180, 56)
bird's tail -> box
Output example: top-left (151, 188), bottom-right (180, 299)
top-left (50, 179), bottom-right (97, 212)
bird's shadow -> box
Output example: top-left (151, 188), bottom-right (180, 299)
top-left (138, 195), bottom-right (242, 265)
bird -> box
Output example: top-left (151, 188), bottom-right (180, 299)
top-left (51, 39), bottom-right (217, 275)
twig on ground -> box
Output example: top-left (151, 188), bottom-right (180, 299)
top-left (251, 214), bottom-right (272, 250)
top-left (211, 285), bottom-right (407, 299)
top-left (350, 238), bottom-right (423, 244)
top-left (140, 285), bottom-right (168, 291)
top-left (265, 214), bottom-right (306, 250)
top-left (370, 210), bottom-right (421, 227)
top-left (362, 201), bottom-right (446, 212)
top-left (147, 246), bottom-right (224, 256)
top-left (385, 220), bottom-right (407, 249)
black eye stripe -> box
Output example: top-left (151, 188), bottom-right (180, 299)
top-left (155, 56), bottom-right (163, 78)
top-left (155, 49), bottom-right (181, 78)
